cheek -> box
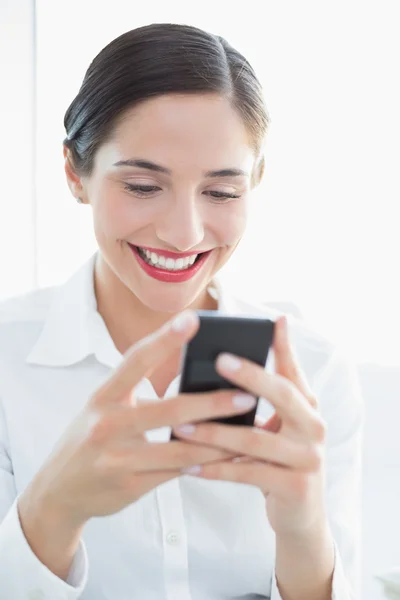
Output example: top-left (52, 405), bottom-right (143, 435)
top-left (93, 192), bottom-right (148, 238)
top-left (213, 203), bottom-right (248, 246)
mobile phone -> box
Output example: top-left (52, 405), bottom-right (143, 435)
top-left (170, 311), bottom-right (275, 440)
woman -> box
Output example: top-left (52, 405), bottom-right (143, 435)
top-left (0, 23), bottom-right (363, 600)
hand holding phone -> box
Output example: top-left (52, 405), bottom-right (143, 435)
top-left (170, 311), bottom-right (275, 440)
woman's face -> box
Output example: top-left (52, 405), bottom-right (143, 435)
top-left (72, 93), bottom-right (257, 313)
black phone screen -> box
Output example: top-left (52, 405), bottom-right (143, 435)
top-left (169, 311), bottom-right (275, 439)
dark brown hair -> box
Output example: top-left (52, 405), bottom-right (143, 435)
top-left (63, 23), bottom-right (270, 185)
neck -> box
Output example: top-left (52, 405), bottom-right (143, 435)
top-left (93, 252), bottom-right (217, 355)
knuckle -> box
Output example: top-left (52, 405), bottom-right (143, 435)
top-left (308, 393), bottom-right (319, 409)
top-left (94, 452), bottom-right (116, 476)
top-left (87, 410), bottom-right (115, 445)
top-left (93, 451), bottom-right (126, 486)
top-left (208, 391), bottom-right (225, 411)
top-left (313, 417), bottom-right (327, 442)
top-left (200, 424), bottom-right (217, 445)
top-left (271, 434), bottom-right (289, 459)
top-left (306, 444), bottom-right (323, 471)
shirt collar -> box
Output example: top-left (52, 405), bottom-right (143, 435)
top-left (26, 253), bottom-right (234, 369)
top-left (26, 252), bottom-right (115, 367)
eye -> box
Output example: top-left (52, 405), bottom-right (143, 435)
top-left (123, 183), bottom-right (161, 197)
top-left (205, 191), bottom-right (241, 202)
top-left (123, 183), bottom-right (241, 202)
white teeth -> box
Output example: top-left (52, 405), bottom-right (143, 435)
top-left (137, 247), bottom-right (200, 271)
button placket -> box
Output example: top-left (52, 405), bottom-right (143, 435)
top-left (156, 480), bottom-right (192, 600)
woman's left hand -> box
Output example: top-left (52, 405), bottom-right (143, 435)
top-left (172, 316), bottom-right (328, 538)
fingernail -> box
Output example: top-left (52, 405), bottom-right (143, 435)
top-left (181, 465), bottom-right (202, 475)
top-left (218, 353), bottom-right (242, 371)
top-left (171, 310), bottom-right (196, 332)
top-left (175, 424), bottom-right (196, 435)
top-left (232, 394), bottom-right (256, 409)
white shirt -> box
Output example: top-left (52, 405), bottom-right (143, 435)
top-left (0, 252), bottom-right (363, 600)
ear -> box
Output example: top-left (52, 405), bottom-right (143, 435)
top-left (63, 145), bottom-right (86, 203)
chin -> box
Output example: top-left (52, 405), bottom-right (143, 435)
top-left (123, 243), bottom-right (221, 313)
top-left (133, 285), bottom-right (207, 315)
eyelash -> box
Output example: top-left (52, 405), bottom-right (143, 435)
top-left (123, 183), bottom-right (241, 201)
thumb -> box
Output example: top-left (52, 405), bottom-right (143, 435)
top-left (93, 310), bottom-right (199, 407)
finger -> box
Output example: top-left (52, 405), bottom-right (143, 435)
top-left (216, 354), bottom-right (321, 439)
top-left (190, 460), bottom-right (308, 500)
top-left (107, 441), bottom-right (235, 473)
top-left (274, 316), bottom-right (319, 409)
top-left (173, 423), bottom-right (321, 472)
top-left (114, 389), bottom-right (257, 435)
top-left (92, 310), bottom-right (199, 406)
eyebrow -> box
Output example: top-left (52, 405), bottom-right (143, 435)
top-left (112, 159), bottom-right (248, 178)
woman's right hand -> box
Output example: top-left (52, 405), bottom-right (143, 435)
top-left (24, 310), bottom-right (255, 527)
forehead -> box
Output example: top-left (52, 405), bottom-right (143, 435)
top-left (96, 93), bottom-right (255, 174)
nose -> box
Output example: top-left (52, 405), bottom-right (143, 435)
top-left (155, 196), bottom-right (205, 252)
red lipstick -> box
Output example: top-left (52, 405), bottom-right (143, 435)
top-left (128, 244), bottom-right (212, 283)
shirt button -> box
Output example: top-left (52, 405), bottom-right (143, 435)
top-left (166, 530), bottom-right (180, 546)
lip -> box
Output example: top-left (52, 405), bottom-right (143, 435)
top-left (128, 243), bottom-right (212, 283)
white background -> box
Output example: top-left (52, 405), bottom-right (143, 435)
top-left (1, 3), bottom-right (400, 598)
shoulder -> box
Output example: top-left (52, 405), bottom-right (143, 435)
top-left (230, 292), bottom-right (336, 359)
top-left (0, 286), bottom-right (57, 324)
top-left (0, 286), bottom-right (57, 368)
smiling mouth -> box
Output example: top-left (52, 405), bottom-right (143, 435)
top-left (131, 244), bottom-right (204, 272)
